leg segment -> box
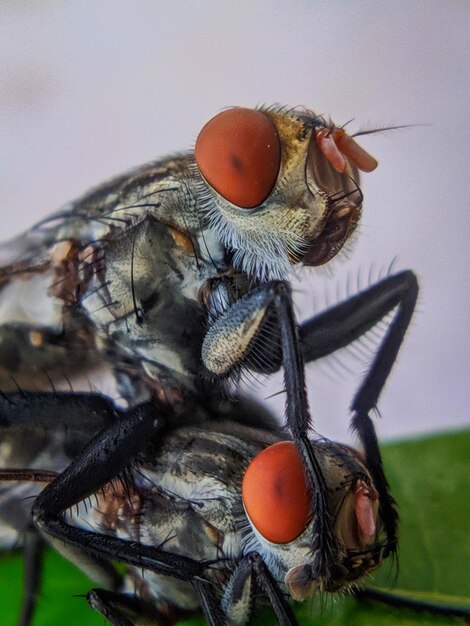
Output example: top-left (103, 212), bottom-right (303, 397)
top-left (300, 270), bottom-right (418, 415)
top-left (203, 271), bottom-right (418, 566)
top-left (88, 589), bottom-right (172, 626)
top-left (300, 270), bottom-right (419, 549)
top-left (17, 527), bottom-right (44, 626)
top-left (202, 281), bottom-right (334, 577)
top-left (192, 578), bottom-right (227, 626)
top-left (355, 587), bottom-right (470, 623)
top-left (1, 402), bottom-right (224, 626)
top-left (32, 402), bottom-right (207, 581)
top-left (0, 391), bottom-right (117, 473)
top-left (222, 552), bottom-right (298, 626)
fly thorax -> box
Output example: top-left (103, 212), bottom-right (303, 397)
top-left (80, 216), bottom-right (215, 386)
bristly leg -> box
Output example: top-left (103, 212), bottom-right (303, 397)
top-left (300, 270), bottom-right (419, 551)
top-left (222, 552), bottom-right (298, 626)
top-left (88, 588), bottom-right (176, 626)
top-left (202, 280), bottom-right (336, 578)
top-left (355, 587), bottom-right (470, 624)
top-left (17, 527), bottom-right (44, 626)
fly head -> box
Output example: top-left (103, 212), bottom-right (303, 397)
top-left (194, 106), bottom-right (377, 281)
top-left (241, 438), bottom-right (390, 601)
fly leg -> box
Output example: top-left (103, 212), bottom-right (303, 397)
top-left (87, 588), bottom-right (173, 626)
top-left (221, 552), bottom-right (297, 626)
top-left (17, 527), bottom-right (44, 626)
top-left (354, 588), bottom-right (470, 623)
top-left (31, 402), bottom-right (206, 578)
top-left (88, 583), bottom-right (225, 626)
top-left (26, 397), bottom-right (225, 625)
top-left (0, 469), bottom-right (123, 622)
top-left (300, 270), bottom-right (419, 550)
top-left (202, 271), bottom-right (418, 571)
top-left (0, 391), bottom-right (124, 625)
top-left (192, 579), bottom-right (227, 626)
top-left (1, 392), bottom-right (222, 626)
top-left (87, 590), bottom-right (135, 626)
top-left (202, 281), bottom-right (334, 578)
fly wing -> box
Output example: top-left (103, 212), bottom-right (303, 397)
top-left (0, 170), bottom-right (130, 387)
top-left (0, 229), bottom-right (53, 272)
top-left (0, 158), bottom-right (191, 390)
top-left (0, 232), bottom-right (99, 390)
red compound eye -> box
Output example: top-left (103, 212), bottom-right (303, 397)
top-left (242, 441), bottom-right (312, 544)
top-left (195, 108), bottom-right (281, 208)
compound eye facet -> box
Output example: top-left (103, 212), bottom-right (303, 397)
top-left (242, 441), bottom-right (312, 544)
top-left (194, 108), bottom-right (281, 208)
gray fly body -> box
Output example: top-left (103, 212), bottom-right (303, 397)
top-left (0, 106), bottom-right (426, 625)
top-left (0, 106), bottom-right (364, 403)
top-left (2, 405), bottom-right (389, 625)
top-left (0, 155), bottom-right (225, 400)
top-left (78, 419), bottom-right (386, 623)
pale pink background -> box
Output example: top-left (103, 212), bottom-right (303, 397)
top-left (1, 1), bottom-right (468, 443)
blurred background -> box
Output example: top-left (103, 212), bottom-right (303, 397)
top-left (0, 1), bottom-right (468, 443)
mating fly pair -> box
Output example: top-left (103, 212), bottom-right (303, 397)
top-left (0, 106), bottom-right (419, 625)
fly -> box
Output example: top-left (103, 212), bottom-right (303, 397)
top-left (0, 106), bottom-right (387, 404)
top-left (1, 395), bottom-right (391, 625)
top-left (0, 106), bottom-right (421, 624)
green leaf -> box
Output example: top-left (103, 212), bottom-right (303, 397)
top-left (1, 431), bottom-right (469, 625)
